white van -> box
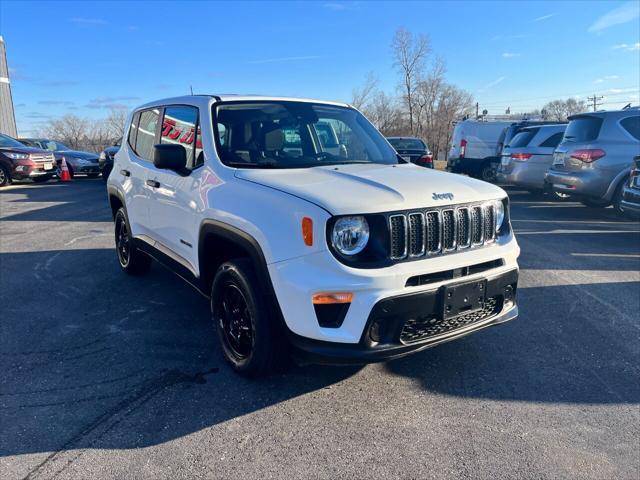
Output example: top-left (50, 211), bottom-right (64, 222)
top-left (447, 120), bottom-right (512, 181)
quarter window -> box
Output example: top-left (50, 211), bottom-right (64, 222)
top-left (134, 109), bottom-right (160, 161)
top-left (161, 106), bottom-right (200, 168)
top-left (128, 112), bottom-right (140, 150)
top-left (620, 116), bottom-right (640, 141)
top-left (539, 132), bottom-right (564, 148)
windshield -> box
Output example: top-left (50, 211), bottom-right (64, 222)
top-left (40, 140), bottom-right (70, 151)
top-left (213, 101), bottom-right (398, 168)
top-left (388, 138), bottom-right (425, 150)
top-left (0, 134), bottom-right (26, 148)
top-left (508, 128), bottom-right (539, 148)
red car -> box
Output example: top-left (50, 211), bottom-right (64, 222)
top-left (0, 133), bottom-right (56, 186)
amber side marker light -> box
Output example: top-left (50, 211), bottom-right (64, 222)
top-left (302, 217), bottom-right (313, 246)
top-left (312, 292), bottom-right (354, 305)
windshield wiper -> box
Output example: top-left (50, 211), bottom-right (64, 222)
top-left (225, 160), bottom-right (282, 169)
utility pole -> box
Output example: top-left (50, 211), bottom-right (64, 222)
top-left (587, 95), bottom-right (604, 112)
top-left (476, 102), bottom-right (479, 118)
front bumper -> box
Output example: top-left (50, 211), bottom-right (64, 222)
top-left (621, 185), bottom-right (640, 216)
top-left (544, 168), bottom-right (609, 199)
top-left (12, 164), bottom-right (55, 179)
top-left (289, 268), bottom-right (518, 364)
top-left (71, 163), bottom-right (100, 174)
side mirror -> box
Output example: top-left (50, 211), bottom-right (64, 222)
top-left (153, 144), bottom-right (187, 172)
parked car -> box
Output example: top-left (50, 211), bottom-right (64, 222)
top-left (620, 155), bottom-right (640, 218)
top-left (387, 137), bottom-right (433, 168)
top-left (497, 120), bottom-right (567, 158)
top-left (19, 138), bottom-right (101, 178)
top-left (447, 120), bottom-right (513, 181)
top-left (0, 133), bottom-right (56, 186)
top-left (497, 124), bottom-right (569, 200)
top-left (107, 95), bottom-right (519, 377)
top-left (546, 108), bottom-right (640, 213)
top-left (99, 140), bottom-right (120, 180)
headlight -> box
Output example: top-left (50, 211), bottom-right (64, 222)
top-left (99, 152), bottom-right (106, 160)
top-left (331, 216), bottom-right (370, 255)
top-left (6, 152), bottom-right (29, 160)
top-left (494, 199), bottom-right (505, 230)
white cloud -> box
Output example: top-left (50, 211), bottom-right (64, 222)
top-left (502, 52), bottom-right (521, 58)
top-left (69, 17), bottom-right (108, 26)
top-left (323, 2), bottom-right (347, 10)
top-left (588, 1), bottom-right (640, 33)
top-left (248, 55), bottom-right (321, 64)
top-left (480, 76), bottom-right (506, 92)
top-left (608, 88), bottom-right (637, 94)
top-left (594, 75), bottom-right (619, 84)
top-left (532, 13), bottom-right (556, 22)
top-left (613, 42), bottom-right (640, 51)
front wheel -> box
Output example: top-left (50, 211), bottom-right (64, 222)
top-left (114, 208), bottom-right (152, 275)
top-left (211, 259), bottom-right (282, 377)
top-left (480, 163), bottom-right (497, 183)
top-left (0, 165), bottom-right (11, 187)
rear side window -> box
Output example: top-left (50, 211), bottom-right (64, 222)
top-left (539, 132), bottom-right (565, 148)
top-left (161, 105), bottom-right (199, 168)
top-left (133, 109), bottom-right (161, 161)
top-left (509, 128), bottom-right (539, 148)
top-left (620, 116), bottom-right (640, 141)
top-left (128, 112), bottom-right (140, 149)
top-left (564, 116), bottom-right (603, 142)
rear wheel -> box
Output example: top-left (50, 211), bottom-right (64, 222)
top-left (0, 165), bottom-right (11, 187)
top-left (611, 178), bottom-right (628, 215)
top-left (580, 198), bottom-right (610, 208)
top-left (114, 208), bottom-right (152, 275)
top-left (211, 259), bottom-right (282, 377)
top-left (480, 162), bottom-right (497, 183)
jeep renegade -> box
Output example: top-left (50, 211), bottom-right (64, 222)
top-left (107, 95), bottom-right (520, 377)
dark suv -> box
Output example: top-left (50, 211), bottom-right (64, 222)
top-left (0, 133), bottom-right (56, 186)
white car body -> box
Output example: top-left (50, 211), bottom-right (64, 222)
top-left (107, 95), bottom-right (520, 366)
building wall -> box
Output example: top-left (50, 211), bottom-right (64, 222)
top-left (0, 36), bottom-right (18, 138)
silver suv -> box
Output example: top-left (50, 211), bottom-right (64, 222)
top-left (545, 108), bottom-right (640, 212)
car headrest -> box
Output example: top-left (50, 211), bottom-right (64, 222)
top-left (264, 128), bottom-right (284, 151)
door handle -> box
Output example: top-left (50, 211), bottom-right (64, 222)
top-left (146, 179), bottom-right (160, 188)
top-left (120, 169), bottom-right (131, 177)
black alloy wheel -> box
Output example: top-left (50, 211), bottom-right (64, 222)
top-left (218, 283), bottom-right (254, 359)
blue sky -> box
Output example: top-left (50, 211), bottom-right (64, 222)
top-left (1, 0), bottom-right (638, 135)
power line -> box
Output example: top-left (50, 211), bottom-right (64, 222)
top-left (478, 86), bottom-right (639, 108)
top-left (587, 94), bottom-right (604, 112)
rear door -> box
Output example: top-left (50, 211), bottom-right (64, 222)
top-left (145, 105), bottom-right (202, 274)
top-left (122, 108), bottom-right (161, 238)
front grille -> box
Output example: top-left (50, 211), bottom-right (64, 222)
top-left (400, 295), bottom-right (502, 343)
top-left (389, 203), bottom-right (497, 261)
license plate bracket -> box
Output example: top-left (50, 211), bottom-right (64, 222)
top-left (442, 279), bottom-right (486, 319)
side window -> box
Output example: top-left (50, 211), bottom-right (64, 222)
top-left (128, 112), bottom-right (140, 150)
top-left (134, 109), bottom-right (160, 161)
top-left (620, 116), bottom-right (640, 141)
top-left (161, 105), bottom-right (199, 168)
top-left (539, 132), bottom-right (564, 148)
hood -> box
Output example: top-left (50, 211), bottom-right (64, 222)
top-left (235, 163), bottom-right (506, 215)
top-left (60, 150), bottom-right (99, 160)
top-left (0, 146), bottom-right (50, 155)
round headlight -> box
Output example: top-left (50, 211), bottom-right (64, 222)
top-left (494, 199), bottom-right (505, 230)
top-left (332, 216), bottom-right (369, 256)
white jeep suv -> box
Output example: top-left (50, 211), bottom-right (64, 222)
top-left (107, 95), bottom-right (520, 377)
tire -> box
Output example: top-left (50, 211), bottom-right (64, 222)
top-left (611, 178), bottom-right (628, 215)
top-left (32, 175), bottom-right (52, 183)
top-left (211, 258), bottom-right (282, 377)
top-left (480, 163), bottom-right (497, 183)
top-left (580, 198), bottom-right (610, 208)
top-left (0, 165), bottom-right (11, 187)
top-left (114, 208), bottom-right (152, 275)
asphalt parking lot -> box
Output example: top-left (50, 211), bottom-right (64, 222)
top-left (1, 179), bottom-right (639, 480)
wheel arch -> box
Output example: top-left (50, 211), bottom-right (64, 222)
top-left (107, 185), bottom-right (125, 219)
top-left (603, 168), bottom-right (630, 201)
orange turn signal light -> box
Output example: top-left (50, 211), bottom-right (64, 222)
top-left (312, 292), bottom-right (353, 305)
top-left (302, 217), bottom-right (313, 246)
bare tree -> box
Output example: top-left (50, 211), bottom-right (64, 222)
top-left (363, 92), bottom-right (404, 136)
top-left (351, 72), bottom-right (379, 110)
top-left (391, 27), bottom-right (431, 135)
top-left (542, 98), bottom-right (587, 121)
top-left (42, 115), bottom-right (90, 150)
top-left (104, 107), bottom-right (129, 142)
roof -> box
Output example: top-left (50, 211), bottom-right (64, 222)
top-left (135, 94), bottom-right (350, 111)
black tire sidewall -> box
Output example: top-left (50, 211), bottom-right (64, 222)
top-left (211, 260), bottom-right (276, 376)
top-left (114, 207), bottom-right (151, 275)
top-left (0, 165), bottom-right (10, 186)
